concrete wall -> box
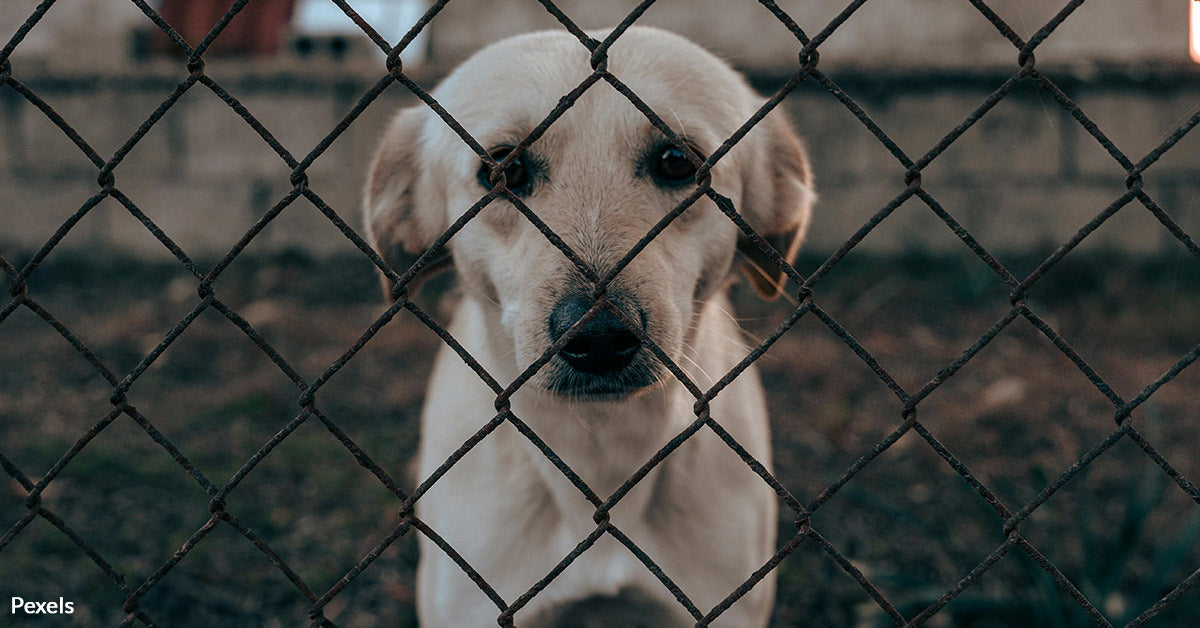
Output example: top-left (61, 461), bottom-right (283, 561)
top-left (426, 0), bottom-right (1191, 72)
top-left (4, 0), bottom-right (1190, 71)
top-left (2, 0), bottom-right (1198, 261)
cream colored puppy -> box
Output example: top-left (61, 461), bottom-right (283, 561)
top-left (364, 26), bottom-right (814, 628)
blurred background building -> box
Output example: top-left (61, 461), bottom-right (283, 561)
top-left (1, 0), bottom-right (1197, 260)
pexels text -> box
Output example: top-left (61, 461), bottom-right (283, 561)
top-left (11, 596), bottom-right (75, 615)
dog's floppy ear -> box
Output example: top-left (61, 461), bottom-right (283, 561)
top-left (736, 111), bottom-right (815, 301)
top-left (362, 106), bottom-right (451, 298)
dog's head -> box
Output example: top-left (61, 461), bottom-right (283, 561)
top-left (364, 26), bottom-right (814, 399)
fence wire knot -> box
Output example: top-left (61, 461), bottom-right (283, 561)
top-left (6, 276), bottom-right (27, 299)
top-left (1125, 171), bottom-right (1144, 191)
top-left (290, 167), bottom-right (310, 190)
top-left (386, 48), bottom-right (404, 75)
top-left (589, 37), bottom-right (609, 72)
top-left (904, 168), bottom-right (922, 187)
top-left (97, 169), bottom-right (115, 189)
top-left (798, 47), bottom-right (819, 74)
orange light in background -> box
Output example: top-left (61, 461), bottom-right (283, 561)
top-left (1192, 0), bottom-right (1200, 63)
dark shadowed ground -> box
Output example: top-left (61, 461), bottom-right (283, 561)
top-left (1, 249), bottom-right (1198, 627)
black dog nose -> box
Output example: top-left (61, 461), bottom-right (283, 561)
top-left (549, 295), bottom-right (641, 375)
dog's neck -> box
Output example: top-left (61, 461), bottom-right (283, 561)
top-left (516, 382), bottom-right (687, 480)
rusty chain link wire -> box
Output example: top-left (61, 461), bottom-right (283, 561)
top-left (2, 0), bottom-right (1199, 626)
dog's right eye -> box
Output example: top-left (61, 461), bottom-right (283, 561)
top-left (651, 143), bottom-right (700, 187)
top-left (477, 146), bottom-right (532, 195)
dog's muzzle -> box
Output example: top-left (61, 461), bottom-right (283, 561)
top-left (545, 294), bottom-right (658, 396)
top-left (550, 295), bottom-right (640, 374)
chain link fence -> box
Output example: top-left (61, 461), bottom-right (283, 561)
top-left (2, 0), bottom-right (1199, 626)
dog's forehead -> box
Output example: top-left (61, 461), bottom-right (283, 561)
top-left (432, 27), bottom-right (756, 144)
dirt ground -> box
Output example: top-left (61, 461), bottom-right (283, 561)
top-left (1, 249), bottom-right (1198, 627)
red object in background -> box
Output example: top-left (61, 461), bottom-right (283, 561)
top-left (155, 0), bottom-right (297, 56)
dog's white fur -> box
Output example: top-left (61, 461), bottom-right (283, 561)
top-left (364, 27), bottom-right (814, 627)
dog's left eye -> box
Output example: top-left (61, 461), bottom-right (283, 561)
top-left (652, 144), bottom-right (699, 185)
top-left (477, 146), bottom-right (532, 196)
